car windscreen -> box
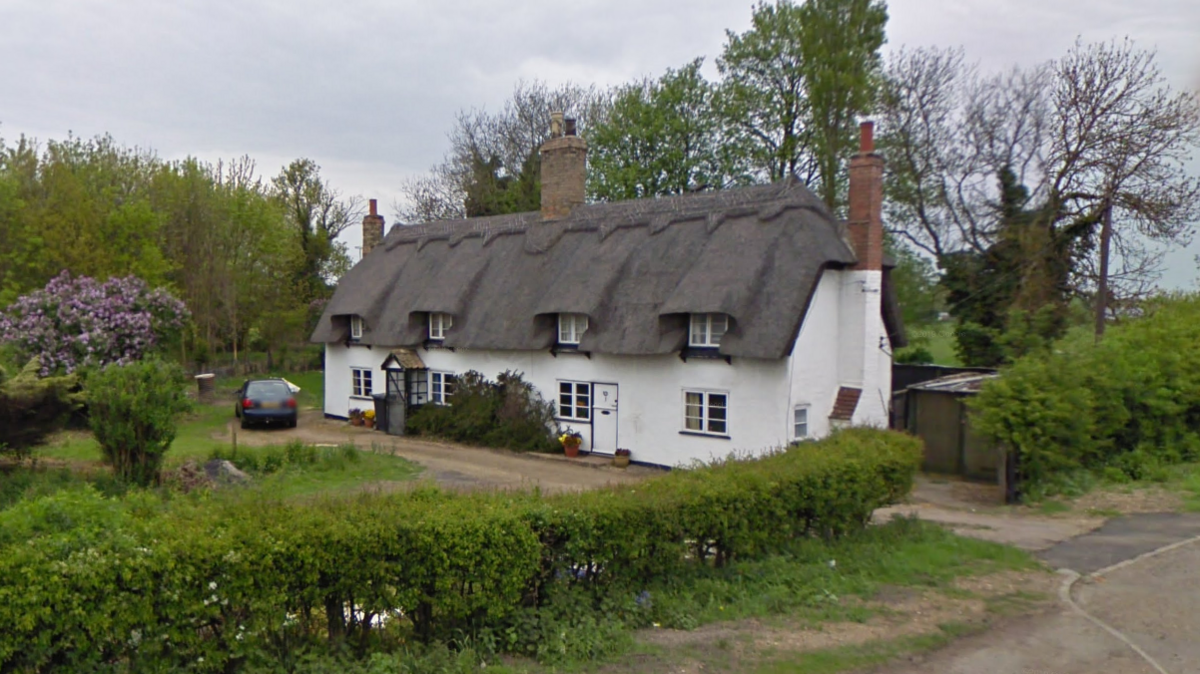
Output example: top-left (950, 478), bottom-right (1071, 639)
top-left (245, 381), bottom-right (291, 399)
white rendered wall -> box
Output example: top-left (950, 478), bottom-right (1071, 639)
top-left (846, 269), bottom-right (890, 427)
top-left (324, 342), bottom-right (792, 467)
top-left (321, 270), bottom-right (893, 466)
top-left (786, 271), bottom-right (844, 440)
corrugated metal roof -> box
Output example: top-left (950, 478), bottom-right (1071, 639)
top-left (908, 372), bottom-right (998, 394)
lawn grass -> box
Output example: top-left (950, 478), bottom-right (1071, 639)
top-left (212, 442), bottom-right (422, 499)
top-left (40, 401), bottom-right (232, 466)
top-left (637, 515), bottom-right (1036, 632)
top-left (30, 378), bottom-right (420, 501)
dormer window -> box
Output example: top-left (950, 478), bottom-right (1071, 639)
top-left (689, 313), bottom-right (728, 348)
top-left (558, 313), bottom-right (589, 345)
top-left (350, 316), bottom-right (364, 340)
top-left (429, 312), bottom-right (453, 340)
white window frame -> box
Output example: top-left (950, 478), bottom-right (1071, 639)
top-left (688, 313), bottom-right (728, 348)
top-left (793, 405), bottom-right (810, 440)
top-left (557, 381), bottom-right (591, 421)
top-left (350, 315), bottom-right (364, 340)
top-left (558, 313), bottom-right (589, 345)
top-left (429, 312), bottom-right (453, 340)
top-left (430, 371), bottom-right (457, 405)
top-left (351, 367), bottom-right (373, 398)
top-left (682, 389), bottom-right (729, 436)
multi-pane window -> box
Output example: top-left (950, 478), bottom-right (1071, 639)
top-left (683, 390), bottom-right (728, 435)
top-left (430, 371), bottom-right (457, 405)
top-left (793, 406), bottom-right (809, 439)
top-left (351, 368), bottom-right (373, 398)
top-left (689, 313), bottom-right (728, 347)
top-left (558, 381), bottom-right (591, 420)
top-left (558, 313), bottom-right (589, 345)
top-left (350, 316), bottom-right (363, 340)
top-left (407, 372), bottom-right (428, 406)
top-left (429, 312), bottom-right (453, 340)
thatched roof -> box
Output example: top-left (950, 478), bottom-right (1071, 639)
top-left (311, 179), bottom-right (904, 359)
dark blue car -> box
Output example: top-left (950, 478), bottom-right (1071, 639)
top-left (235, 379), bottom-right (298, 429)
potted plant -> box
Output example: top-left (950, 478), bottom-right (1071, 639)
top-left (349, 408), bottom-right (364, 426)
top-left (613, 448), bottom-right (631, 468)
top-left (558, 428), bottom-right (583, 458)
top-left (363, 409), bottom-right (376, 429)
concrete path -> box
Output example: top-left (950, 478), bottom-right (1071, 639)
top-left (882, 513), bottom-right (1200, 674)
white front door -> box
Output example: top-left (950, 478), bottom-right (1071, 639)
top-left (591, 383), bottom-right (618, 455)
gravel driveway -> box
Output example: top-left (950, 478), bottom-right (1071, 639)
top-left (219, 409), bottom-right (658, 493)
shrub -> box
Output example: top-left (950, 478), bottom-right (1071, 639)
top-left (407, 370), bottom-right (558, 452)
top-left (0, 356), bottom-right (81, 456)
top-left (0, 272), bottom-right (189, 375)
top-left (86, 359), bottom-right (192, 486)
top-left (0, 429), bottom-right (920, 672)
top-left (973, 294), bottom-right (1200, 492)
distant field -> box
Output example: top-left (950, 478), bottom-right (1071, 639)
top-left (905, 321), bottom-right (961, 366)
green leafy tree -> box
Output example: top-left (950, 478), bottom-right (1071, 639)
top-left (272, 158), bottom-right (360, 299)
top-left (86, 359), bottom-right (191, 486)
top-left (716, 0), bottom-right (887, 208)
top-left (588, 59), bottom-right (745, 200)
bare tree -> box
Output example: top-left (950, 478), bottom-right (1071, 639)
top-left (880, 40), bottom-right (1200, 325)
top-left (397, 80), bottom-right (606, 223)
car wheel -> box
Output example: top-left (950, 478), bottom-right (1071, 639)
top-left (240, 418), bottom-right (249, 430)
top-left (289, 418), bottom-right (297, 428)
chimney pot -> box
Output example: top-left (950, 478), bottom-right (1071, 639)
top-left (859, 121), bottom-right (875, 154)
top-left (539, 113), bottom-right (587, 220)
top-left (369, 198), bottom-right (378, 216)
top-left (564, 117), bottom-right (577, 137)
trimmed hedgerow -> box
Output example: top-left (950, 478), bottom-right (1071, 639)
top-left (0, 428), bottom-right (920, 673)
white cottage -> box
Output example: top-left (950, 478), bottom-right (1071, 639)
top-left (310, 116), bottom-right (904, 467)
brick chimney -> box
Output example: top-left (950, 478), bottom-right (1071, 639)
top-left (362, 198), bottom-right (385, 257)
top-left (846, 121), bottom-right (884, 271)
top-left (539, 111), bottom-right (587, 220)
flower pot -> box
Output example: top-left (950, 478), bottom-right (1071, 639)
top-left (564, 443), bottom-right (581, 458)
top-left (351, 418), bottom-right (363, 427)
top-left (364, 418), bottom-right (375, 429)
top-left (612, 454), bottom-right (630, 468)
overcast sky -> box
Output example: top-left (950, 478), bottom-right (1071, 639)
top-left (2, 0), bottom-right (1198, 285)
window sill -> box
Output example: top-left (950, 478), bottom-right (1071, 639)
top-left (679, 347), bottom-right (731, 364)
top-left (556, 417), bottom-right (591, 424)
top-left (678, 430), bottom-right (731, 440)
top-left (350, 395), bottom-right (374, 401)
top-left (550, 345), bottom-right (590, 358)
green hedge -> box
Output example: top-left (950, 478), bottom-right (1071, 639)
top-left (0, 428), bottom-right (920, 673)
top-left (973, 295), bottom-right (1200, 490)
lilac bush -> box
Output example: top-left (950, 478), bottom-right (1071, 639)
top-left (0, 272), bottom-right (189, 375)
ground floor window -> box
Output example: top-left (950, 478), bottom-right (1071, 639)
top-left (431, 371), bottom-right (457, 405)
top-left (407, 371), bottom-right (428, 405)
top-left (558, 381), bottom-right (591, 420)
top-left (683, 390), bottom-right (728, 435)
top-left (351, 368), bottom-right (373, 398)
top-left (793, 406), bottom-right (809, 439)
